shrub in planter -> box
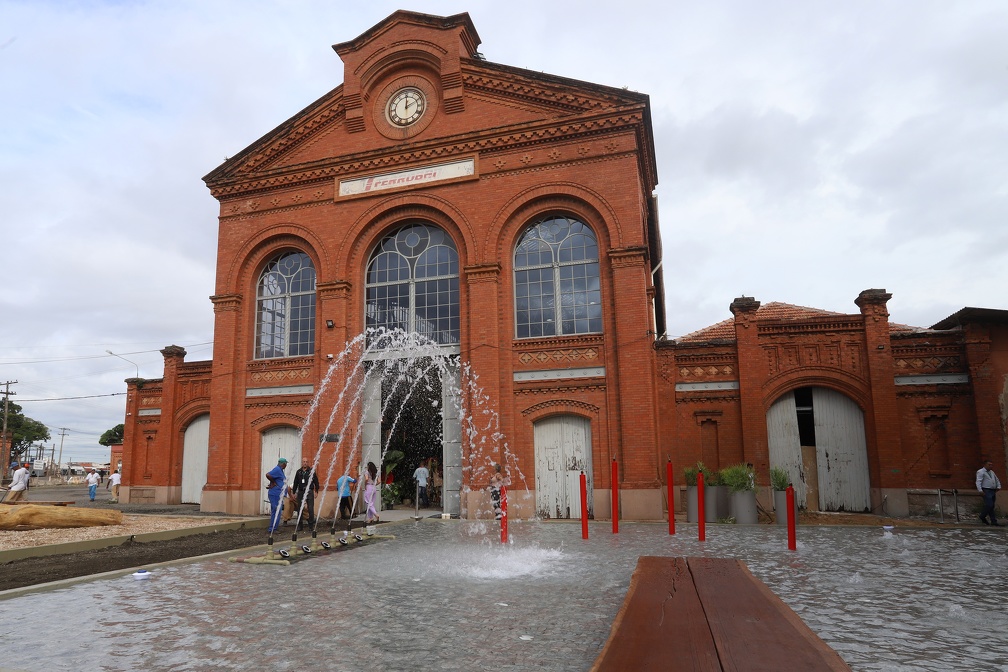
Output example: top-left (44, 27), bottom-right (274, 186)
top-left (770, 466), bottom-right (798, 527)
top-left (770, 466), bottom-right (790, 492)
top-left (684, 463), bottom-right (702, 522)
top-left (702, 466), bottom-right (726, 523)
top-left (721, 463), bottom-right (757, 524)
top-left (720, 463), bottom-right (755, 493)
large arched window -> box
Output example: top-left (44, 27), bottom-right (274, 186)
top-left (255, 251), bottom-right (316, 359)
top-left (365, 223), bottom-right (459, 345)
top-left (514, 216), bottom-right (601, 338)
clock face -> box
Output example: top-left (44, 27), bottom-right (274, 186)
top-left (387, 88), bottom-right (426, 127)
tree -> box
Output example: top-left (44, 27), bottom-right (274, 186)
top-left (4, 402), bottom-right (51, 463)
top-left (99, 424), bottom-right (125, 446)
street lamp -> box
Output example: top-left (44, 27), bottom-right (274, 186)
top-left (106, 350), bottom-right (140, 378)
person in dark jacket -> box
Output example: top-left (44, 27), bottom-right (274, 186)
top-left (291, 458), bottom-right (320, 531)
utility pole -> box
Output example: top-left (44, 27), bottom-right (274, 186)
top-left (56, 428), bottom-right (68, 484)
top-left (1, 381), bottom-right (16, 483)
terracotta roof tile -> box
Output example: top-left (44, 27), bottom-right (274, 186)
top-left (674, 302), bottom-right (925, 344)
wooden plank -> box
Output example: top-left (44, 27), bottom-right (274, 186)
top-left (687, 557), bottom-right (850, 671)
top-left (592, 556), bottom-right (721, 672)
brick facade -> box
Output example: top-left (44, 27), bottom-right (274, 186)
top-left (118, 11), bottom-right (1007, 520)
top-left (119, 11), bottom-right (666, 517)
top-left (658, 294), bottom-right (1008, 516)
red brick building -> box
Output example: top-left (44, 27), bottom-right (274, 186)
top-left (118, 11), bottom-right (1006, 520)
top-left (658, 293), bottom-right (1008, 516)
top-left (118, 10), bottom-right (665, 518)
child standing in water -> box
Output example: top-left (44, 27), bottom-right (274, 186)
top-left (489, 463), bottom-right (510, 520)
top-left (364, 461), bottom-right (380, 524)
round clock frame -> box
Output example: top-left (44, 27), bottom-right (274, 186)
top-left (373, 76), bottom-right (438, 140)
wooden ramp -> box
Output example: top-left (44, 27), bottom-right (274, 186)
top-left (592, 557), bottom-right (850, 671)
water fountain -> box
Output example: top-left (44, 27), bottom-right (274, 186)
top-left (243, 327), bottom-right (529, 563)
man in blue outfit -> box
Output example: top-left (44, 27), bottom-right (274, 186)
top-left (265, 457), bottom-right (289, 533)
top-left (337, 469), bottom-right (357, 520)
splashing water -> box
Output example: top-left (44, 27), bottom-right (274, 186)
top-left (285, 328), bottom-right (533, 533)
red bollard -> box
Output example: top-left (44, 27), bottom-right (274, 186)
top-left (580, 471), bottom-right (589, 540)
top-left (611, 459), bottom-right (619, 534)
top-left (500, 485), bottom-right (508, 544)
top-left (697, 471), bottom-right (706, 542)
top-left (666, 459), bottom-right (675, 535)
top-left (786, 484), bottom-right (796, 551)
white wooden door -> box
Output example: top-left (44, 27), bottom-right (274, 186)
top-left (534, 415), bottom-right (592, 519)
top-left (812, 387), bottom-right (870, 512)
top-left (259, 426), bottom-right (301, 515)
top-left (181, 414), bottom-right (209, 504)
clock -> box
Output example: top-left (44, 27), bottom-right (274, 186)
top-left (372, 76), bottom-right (437, 140)
top-left (387, 88), bottom-right (426, 127)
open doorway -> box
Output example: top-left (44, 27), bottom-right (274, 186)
top-left (382, 366), bottom-right (443, 511)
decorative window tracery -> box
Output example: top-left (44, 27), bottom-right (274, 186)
top-left (255, 251), bottom-right (316, 359)
top-left (514, 216), bottom-right (601, 338)
top-left (365, 223), bottom-right (460, 346)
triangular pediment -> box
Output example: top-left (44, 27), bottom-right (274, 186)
top-left (204, 11), bottom-right (651, 194)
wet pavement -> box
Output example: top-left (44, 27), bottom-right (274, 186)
top-left (0, 516), bottom-right (1005, 671)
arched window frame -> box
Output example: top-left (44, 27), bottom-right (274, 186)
top-left (514, 215), bottom-right (602, 339)
top-left (364, 222), bottom-right (460, 346)
top-left (254, 250), bottom-right (317, 359)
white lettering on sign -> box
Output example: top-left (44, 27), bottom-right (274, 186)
top-left (339, 158), bottom-right (475, 197)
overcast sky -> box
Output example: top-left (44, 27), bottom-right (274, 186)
top-left (2, 1), bottom-right (1005, 464)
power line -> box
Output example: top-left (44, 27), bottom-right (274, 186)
top-left (0, 341), bottom-right (213, 365)
top-left (19, 392), bottom-right (126, 402)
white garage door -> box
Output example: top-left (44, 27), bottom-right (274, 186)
top-left (767, 388), bottom-right (870, 512)
top-left (260, 426), bottom-right (301, 515)
top-left (534, 415), bottom-right (592, 519)
top-left (181, 414), bottom-right (209, 504)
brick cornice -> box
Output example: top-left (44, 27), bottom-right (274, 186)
top-left (207, 113), bottom-right (646, 201)
top-left (464, 263), bottom-right (500, 283)
top-left (520, 398), bottom-right (600, 417)
top-left (609, 246), bottom-right (647, 268)
top-left (318, 280), bottom-right (352, 299)
top-left (462, 71), bottom-right (621, 114)
top-left (210, 294), bottom-right (242, 312)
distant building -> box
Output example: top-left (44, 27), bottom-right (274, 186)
top-left (656, 294), bottom-right (1008, 515)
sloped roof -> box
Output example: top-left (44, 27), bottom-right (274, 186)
top-left (931, 307), bottom-right (1008, 330)
top-left (203, 11), bottom-right (655, 193)
top-left (674, 302), bottom-right (923, 344)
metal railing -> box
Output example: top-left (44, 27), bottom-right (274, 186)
top-left (936, 488), bottom-right (959, 523)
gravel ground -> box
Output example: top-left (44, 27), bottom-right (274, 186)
top-left (0, 483), bottom-right (362, 592)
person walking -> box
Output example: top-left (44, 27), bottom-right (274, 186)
top-left (337, 469), bottom-right (357, 519)
top-left (106, 469), bottom-right (122, 502)
top-left (413, 460), bottom-right (430, 508)
top-left (85, 468), bottom-right (101, 502)
top-left (364, 461), bottom-right (380, 524)
top-left (976, 458), bottom-right (1002, 526)
top-left (2, 463), bottom-right (29, 503)
top-left (265, 457), bottom-right (289, 533)
top-left (291, 458), bottom-right (320, 531)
